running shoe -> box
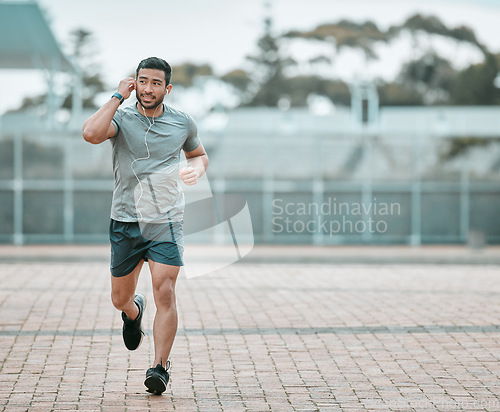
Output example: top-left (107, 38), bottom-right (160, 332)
top-left (145, 361), bottom-right (170, 395)
top-left (121, 293), bottom-right (146, 350)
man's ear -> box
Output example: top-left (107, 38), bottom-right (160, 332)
top-left (165, 84), bottom-right (173, 95)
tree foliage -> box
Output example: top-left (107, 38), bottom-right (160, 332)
top-left (388, 14), bottom-right (486, 53)
top-left (62, 28), bottom-right (106, 109)
top-left (284, 20), bottom-right (386, 59)
top-left (398, 53), bottom-right (457, 104)
top-left (377, 82), bottom-right (424, 106)
top-left (172, 63), bottom-right (213, 87)
top-left (244, 23), bottom-right (295, 106)
top-left (450, 53), bottom-right (500, 105)
top-left (220, 69), bottom-right (252, 92)
top-left (241, 13), bottom-right (499, 107)
top-left (12, 14), bottom-right (500, 113)
top-left (284, 76), bottom-right (350, 107)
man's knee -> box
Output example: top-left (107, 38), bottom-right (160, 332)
top-left (153, 281), bottom-right (176, 309)
top-left (111, 288), bottom-right (135, 311)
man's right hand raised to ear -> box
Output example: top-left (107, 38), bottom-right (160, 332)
top-left (117, 77), bottom-right (136, 100)
top-left (82, 77), bottom-right (136, 145)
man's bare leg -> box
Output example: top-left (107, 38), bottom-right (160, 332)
top-left (148, 260), bottom-right (180, 367)
top-left (110, 261), bottom-right (144, 320)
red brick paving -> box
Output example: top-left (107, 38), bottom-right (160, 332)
top-left (0, 246), bottom-right (499, 411)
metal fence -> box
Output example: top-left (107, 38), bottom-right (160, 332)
top-left (0, 126), bottom-right (498, 245)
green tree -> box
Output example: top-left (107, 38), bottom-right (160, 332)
top-left (450, 53), bottom-right (500, 105)
top-left (284, 20), bottom-right (387, 60)
top-left (283, 76), bottom-right (350, 107)
top-left (172, 63), bottom-right (213, 87)
top-left (377, 82), bottom-right (424, 106)
top-left (388, 14), bottom-right (486, 54)
top-left (245, 12), bottom-right (294, 107)
top-left (220, 69), bottom-right (252, 92)
top-left (398, 53), bottom-right (457, 104)
top-left (62, 28), bottom-right (106, 109)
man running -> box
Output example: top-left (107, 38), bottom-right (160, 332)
top-left (82, 57), bottom-right (208, 394)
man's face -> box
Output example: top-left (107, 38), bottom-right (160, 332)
top-left (135, 68), bottom-right (170, 110)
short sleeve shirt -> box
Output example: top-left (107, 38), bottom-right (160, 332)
top-left (110, 103), bottom-right (201, 223)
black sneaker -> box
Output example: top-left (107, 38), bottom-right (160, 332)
top-left (121, 294), bottom-right (146, 351)
top-left (145, 361), bottom-right (170, 395)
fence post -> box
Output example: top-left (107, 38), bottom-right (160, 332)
top-left (13, 134), bottom-right (23, 245)
top-left (460, 163), bottom-right (470, 243)
top-left (410, 133), bottom-right (422, 246)
top-left (63, 136), bottom-right (74, 242)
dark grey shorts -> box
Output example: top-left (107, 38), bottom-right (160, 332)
top-left (109, 219), bottom-right (184, 277)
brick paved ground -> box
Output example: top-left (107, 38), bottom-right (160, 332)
top-left (0, 246), bottom-right (500, 411)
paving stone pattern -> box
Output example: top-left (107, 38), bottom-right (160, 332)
top-left (0, 261), bottom-right (499, 411)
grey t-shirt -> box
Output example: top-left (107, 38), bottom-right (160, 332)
top-left (110, 103), bottom-right (201, 223)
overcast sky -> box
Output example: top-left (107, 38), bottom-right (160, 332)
top-left (1, 0), bottom-right (499, 113)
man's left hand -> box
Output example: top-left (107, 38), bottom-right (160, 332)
top-left (179, 167), bottom-right (199, 186)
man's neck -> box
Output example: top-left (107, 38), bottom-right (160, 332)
top-left (137, 102), bottom-right (164, 118)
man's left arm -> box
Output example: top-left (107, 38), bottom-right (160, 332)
top-left (179, 143), bottom-right (209, 186)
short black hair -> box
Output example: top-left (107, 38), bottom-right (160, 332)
top-left (136, 57), bottom-right (172, 85)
